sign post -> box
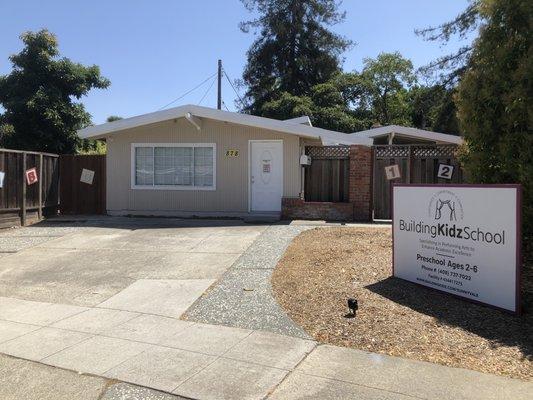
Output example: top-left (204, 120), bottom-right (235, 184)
top-left (392, 184), bottom-right (521, 314)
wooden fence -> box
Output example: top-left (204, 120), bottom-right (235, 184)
top-left (59, 154), bottom-right (106, 215)
top-left (304, 146), bottom-right (350, 202)
top-left (0, 149), bottom-right (60, 228)
top-left (373, 144), bottom-right (464, 220)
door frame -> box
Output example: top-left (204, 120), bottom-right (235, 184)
top-left (248, 140), bottom-right (284, 212)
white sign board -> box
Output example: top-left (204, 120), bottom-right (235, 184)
top-left (385, 164), bottom-right (401, 180)
top-left (80, 169), bottom-right (95, 185)
top-left (437, 164), bottom-right (454, 180)
top-left (393, 184), bottom-right (521, 313)
top-left (0, 171), bottom-right (4, 188)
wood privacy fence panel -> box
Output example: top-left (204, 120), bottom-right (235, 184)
top-left (59, 155), bottom-right (106, 215)
top-left (373, 145), bottom-right (464, 220)
top-left (304, 146), bottom-right (350, 202)
top-left (0, 149), bottom-right (59, 227)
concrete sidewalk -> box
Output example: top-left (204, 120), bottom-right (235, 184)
top-left (0, 296), bottom-right (531, 400)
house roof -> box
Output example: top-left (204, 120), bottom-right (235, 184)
top-left (351, 125), bottom-right (463, 145)
top-left (78, 105), bottom-right (372, 146)
top-left (283, 116), bottom-right (313, 126)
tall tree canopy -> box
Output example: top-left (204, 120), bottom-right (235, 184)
top-left (456, 0), bottom-right (532, 233)
top-left (354, 52), bottom-right (416, 126)
top-left (416, 1), bottom-right (481, 86)
top-left (408, 85), bottom-right (460, 135)
top-left (240, 0), bottom-right (351, 114)
top-left (0, 30), bottom-right (110, 154)
top-left (260, 74), bottom-right (367, 133)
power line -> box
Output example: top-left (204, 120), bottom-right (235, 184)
top-left (157, 72), bottom-right (217, 111)
top-left (223, 69), bottom-right (246, 109)
top-left (198, 75), bottom-right (217, 106)
top-left (221, 100), bottom-right (231, 112)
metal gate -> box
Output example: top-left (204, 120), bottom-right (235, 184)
top-left (372, 145), bottom-right (463, 220)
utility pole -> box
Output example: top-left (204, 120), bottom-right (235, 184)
top-left (217, 59), bottom-right (222, 110)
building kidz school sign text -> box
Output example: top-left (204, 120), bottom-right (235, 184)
top-left (393, 184), bottom-right (521, 313)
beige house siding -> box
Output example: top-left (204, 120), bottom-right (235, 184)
top-left (106, 117), bottom-right (302, 214)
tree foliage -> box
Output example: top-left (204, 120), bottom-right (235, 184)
top-left (240, 0), bottom-right (351, 114)
top-left (106, 115), bottom-right (122, 122)
top-left (354, 52), bottom-right (416, 126)
top-left (409, 85), bottom-right (459, 134)
top-left (416, 1), bottom-right (482, 85)
top-left (239, 2), bottom-right (462, 134)
top-left (0, 29), bottom-right (110, 154)
top-left (456, 0), bottom-right (532, 233)
top-left (247, 50), bottom-right (460, 133)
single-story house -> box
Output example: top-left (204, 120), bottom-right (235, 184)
top-left (78, 105), bottom-right (372, 218)
top-left (78, 105), bottom-right (464, 220)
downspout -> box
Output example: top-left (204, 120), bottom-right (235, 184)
top-left (300, 139), bottom-right (305, 200)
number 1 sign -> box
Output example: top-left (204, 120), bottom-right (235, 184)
top-left (385, 164), bottom-right (401, 180)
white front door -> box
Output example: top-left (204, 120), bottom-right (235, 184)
top-left (250, 141), bottom-right (283, 212)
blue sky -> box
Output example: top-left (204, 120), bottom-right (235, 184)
top-left (1, 1), bottom-right (471, 124)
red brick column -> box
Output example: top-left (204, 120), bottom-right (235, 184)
top-left (349, 145), bottom-right (373, 222)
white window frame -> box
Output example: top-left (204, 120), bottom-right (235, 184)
top-left (131, 143), bottom-right (216, 191)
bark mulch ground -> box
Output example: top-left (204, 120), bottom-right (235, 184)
top-left (271, 227), bottom-right (533, 381)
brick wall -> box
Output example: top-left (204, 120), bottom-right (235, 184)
top-left (281, 198), bottom-right (354, 221)
top-left (349, 145), bottom-right (373, 222)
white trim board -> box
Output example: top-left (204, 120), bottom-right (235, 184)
top-left (350, 125), bottom-right (463, 145)
top-left (78, 104), bottom-right (372, 146)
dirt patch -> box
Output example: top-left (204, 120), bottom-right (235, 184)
top-left (272, 227), bottom-right (533, 380)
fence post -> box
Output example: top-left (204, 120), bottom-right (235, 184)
top-left (38, 153), bottom-right (43, 219)
top-left (21, 152), bottom-right (27, 226)
top-left (407, 145), bottom-right (413, 183)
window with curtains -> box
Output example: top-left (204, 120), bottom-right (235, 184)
top-left (132, 144), bottom-right (216, 190)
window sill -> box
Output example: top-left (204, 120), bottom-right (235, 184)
top-left (131, 185), bottom-right (216, 191)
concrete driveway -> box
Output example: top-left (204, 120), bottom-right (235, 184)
top-left (0, 218), bottom-right (531, 400)
top-left (0, 217), bottom-right (266, 307)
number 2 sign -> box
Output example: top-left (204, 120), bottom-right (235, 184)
top-left (437, 164), bottom-right (454, 180)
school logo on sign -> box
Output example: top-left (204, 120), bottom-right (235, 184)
top-left (428, 190), bottom-right (463, 221)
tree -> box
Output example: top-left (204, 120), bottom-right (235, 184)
top-left (354, 52), bottom-right (416, 126)
top-left (240, 0), bottom-right (351, 114)
top-left (409, 85), bottom-right (460, 135)
top-left (0, 30), bottom-right (110, 154)
top-left (106, 115), bottom-right (122, 122)
top-left (416, 1), bottom-right (482, 86)
top-left (455, 0), bottom-right (532, 233)
top-left (260, 74), bottom-right (367, 133)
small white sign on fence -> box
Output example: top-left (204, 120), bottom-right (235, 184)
top-left (25, 168), bottom-right (38, 185)
top-left (385, 164), bottom-right (401, 180)
top-left (437, 164), bottom-right (454, 180)
top-left (80, 168), bottom-right (95, 185)
top-left (0, 171), bottom-right (4, 188)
